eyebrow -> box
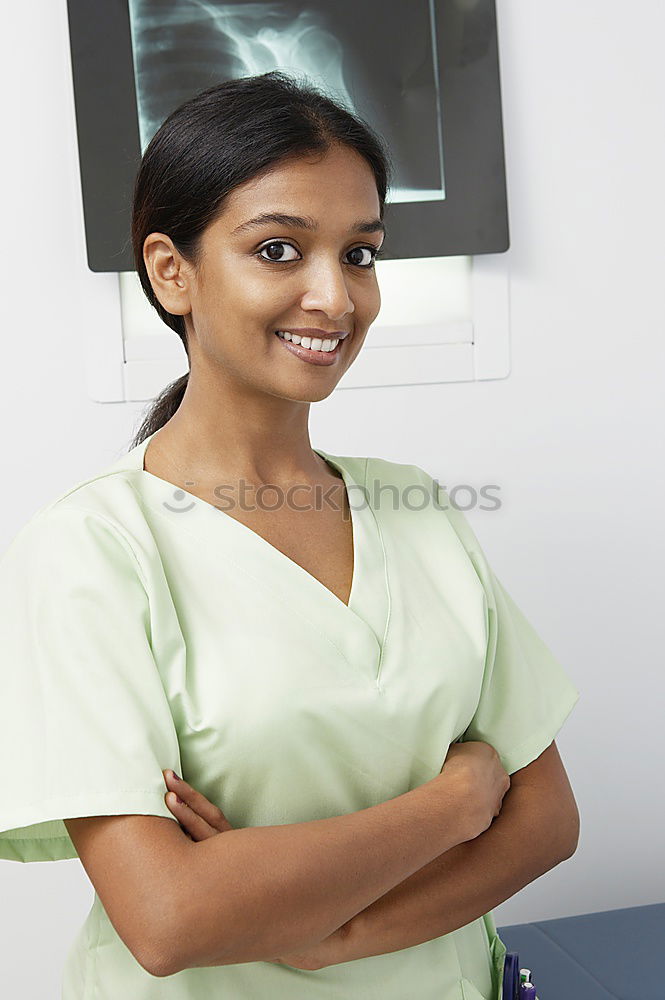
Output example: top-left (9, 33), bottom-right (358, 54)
top-left (231, 212), bottom-right (386, 238)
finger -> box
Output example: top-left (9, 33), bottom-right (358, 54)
top-left (163, 769), bottom-right (232, 831)
top-left (162, 770), bottom-right (233, 832)
top-left (164, 790), bottom-right (220, 842)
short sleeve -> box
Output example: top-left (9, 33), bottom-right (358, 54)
top-left (438, 484), bottom-right (581, 775)
top-left (0, 505), bottom-right (181, 862)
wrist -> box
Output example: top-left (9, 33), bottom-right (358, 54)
top-left (425, 769), bottom-right (477, 846)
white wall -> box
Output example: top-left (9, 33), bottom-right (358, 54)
top-left (2, 0), bottom-right (664, 994)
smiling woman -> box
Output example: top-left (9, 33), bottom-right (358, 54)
top-left (0, 70), bottom-right (580, 1000)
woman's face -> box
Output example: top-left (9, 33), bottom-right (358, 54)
top-left (174, 142), bottom-right (384, 402)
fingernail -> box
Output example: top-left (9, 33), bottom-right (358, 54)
top-left (172, 771), bottom-right (181, 781)
top-left (176, 795), bottom-right (184, 805)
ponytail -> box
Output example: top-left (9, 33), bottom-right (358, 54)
top-left (131, 373), bottom-right (189, 446)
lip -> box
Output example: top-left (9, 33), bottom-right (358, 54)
top-left (274, 330), bottom-right (343, 366)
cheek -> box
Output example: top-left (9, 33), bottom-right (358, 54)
top-left (359, 280), bottom-right (381, 324)
top-left (230, 271), bottom-right (300, 320)
top-left (198, 271), bottom-right (288, 329)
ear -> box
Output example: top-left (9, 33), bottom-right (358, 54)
top-left (143, 232), bottom-right (194, 317)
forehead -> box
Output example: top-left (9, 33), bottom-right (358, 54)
top-left (219, 145), bottom-right (381, 234)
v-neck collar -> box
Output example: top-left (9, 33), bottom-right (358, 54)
top-left (115, 431), bottom-right (391, 688)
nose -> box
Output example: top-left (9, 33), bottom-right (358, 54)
top-left (299, 258), bottom-right (355, 322)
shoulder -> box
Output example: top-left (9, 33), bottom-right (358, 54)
top-left (340, 452), bottom-right (486, 559)
top-left (329, 452), bottom-right (451, 533)
top-left (0, 503), bottom-right (145, 597)
top-left (1, 465), bottom-right (154, 584)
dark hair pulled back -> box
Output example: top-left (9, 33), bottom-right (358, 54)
top-left (130, 70), bottom-right (392, 448)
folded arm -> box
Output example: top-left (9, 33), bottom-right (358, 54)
top-left (65, 763), bottom-right (478, 976)
top-left (333, 741), bottom-right (580, 964)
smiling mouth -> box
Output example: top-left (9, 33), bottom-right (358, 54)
top-left (274, 330), bottom-right (342, 354)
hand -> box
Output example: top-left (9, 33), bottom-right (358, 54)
top-left (441, 740), bottom-right (511, 839)
top-left (161, 770), bottom-right (346, 970)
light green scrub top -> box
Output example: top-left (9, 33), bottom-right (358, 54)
top-left (0, 431), bottom-right (580, 999)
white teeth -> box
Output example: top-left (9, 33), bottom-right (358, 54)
top-left (276, 331), bottom-right (340, 353)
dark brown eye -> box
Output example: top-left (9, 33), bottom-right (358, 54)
top-left (258, 241), bottom-right (300, 262)
top-left (347, 246), bottom-right (377, 268)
